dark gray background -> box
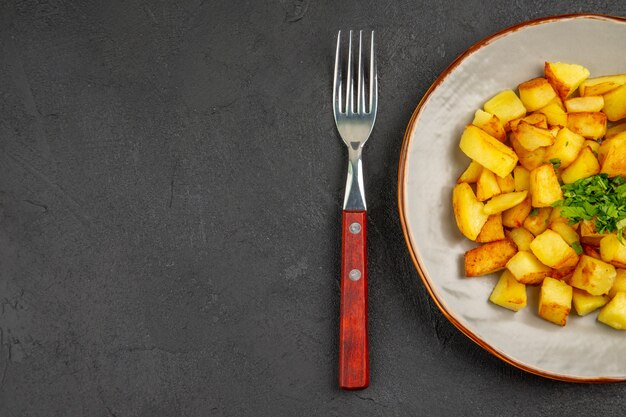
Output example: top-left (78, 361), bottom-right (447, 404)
top-left (1, 1), bottom-right (625, 416)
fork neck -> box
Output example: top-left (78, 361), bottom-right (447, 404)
top-left (343, 143), bottom-right (366, 211)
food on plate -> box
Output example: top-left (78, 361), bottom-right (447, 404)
top-left (453, 61), bottom-right (626, 328)
top-left (544, 62), bottom-right (590, 99)
top-left (538, 277), bottom-right (573, 326)
top-left (464, 238), bottom-right (518, 277)
top-left (598, 292), bottom-right (626, 329)
top-left (572, 289), bottom-right (609, 316)
top-left (489, 270), bottom-right (527, 311)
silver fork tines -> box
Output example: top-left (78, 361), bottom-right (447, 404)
top-left (333, 30), bottom-right (378, 210)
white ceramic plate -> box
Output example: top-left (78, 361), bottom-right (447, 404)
top-left (399, 14), bottom-right (626, 382)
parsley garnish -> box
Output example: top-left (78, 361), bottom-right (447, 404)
top-left (571, 241), bottom-right (583, 255)
top-left (553, 174), bottom-right (626, 241)
top-left (549, 158), bottom-right (561, 170)
top-left (529, 208), bottom-right (539, 217)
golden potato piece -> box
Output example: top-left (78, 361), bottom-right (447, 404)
top-left (505, 227), bottom-right (535, 252)
top-left (489, 270), bottom-right (527, 311)
top-left (584, 139), bottom-right (600, 153)
top-left (567, 112), bottom-right (607, 140)
top-left (508, 113), bottom-right (549, 131)
top-left (538, 277), bottom-right (573, 326)
top-left (543, 127), bottom-right (585, 169)
top-left (549, 222), bottom-right (580, 246)
top-left (472, 109), bottom-right (506, 142)
top-left (572, 288), bottom-right (609, 316)
top-left (459, 125), bottom-right (518, 178)
top-left (569, 255), bottom-right (616, 296)
top-left (536, 100), bottom-right (568, 127)
top-left (506, 251), bottom-right (551, 285)
top-left (597, 132), bottom-right (626, 165)
top-left (580, 219), bottom-right (610, 246)
top-left (545, 61), bottom-right (590, 99)
top-left (476, 214), bottom-right (505, 243)
top-left (529, 164), bottom-right (563, 207)
top-left (457, 160), bottom-right (483, 183)
top-left (598, 292), bottom-right (626, 330)
top-left (609, 269), bottom-right (626, 298)
top-left (496, 173), bottom-right (515, 193)
top-left (529, 229), bottom-right (579, 269)
top-left (511, 134), bottom-right (547, 171)
top-left (600, 235), bottom-right (626, 267)
top-left (476, 168), bottom-right (501, 201)
top-left (483, 191), bottom-right (528, 215)
top-left (600, 133), bottom-right (626, 177)
top-left (512, 122), bottom-right (555, 151)
top-left (583, 244), bottom-right (602, 260)
top-left (464, 238), bottom-right (518, 277)
top-left (484, 90), bottom-right (527, 126)
top-left (513, 166), bottom-right (530, 191)
top-left (502, 196), bottom-right (532, 228)
top-left (564, 96), bottom-right (604, 113)
top-left (603, 84), bottom-right (626, 122)
top-left (452, 183), bottom-right (490, 241)
top-left (560, 146), bottom-right (600, 184)
top-left (579, 74), bottom-right (626, 96)
top-left (519, 78), bottom-right (558, 112)
top-left (523, 207), bottom-right (551, 236)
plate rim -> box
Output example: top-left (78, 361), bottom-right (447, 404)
top-left (397, 13), bottom-right (626, 383)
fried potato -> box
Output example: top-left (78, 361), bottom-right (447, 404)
top-left (543, 127), bottom-right (585, 169)
top-left (579, 74), bottom-right (626, 96)
top-left (464, 238), bottom-right (518, 277)
top-left (609, 269), bottom-right (626, 298)
top-left (598, 292), bottom-right (626, 329)
top-left (519, 77), bottom-right (558, 112)
top-left (529, 164), bottom-right (562, 207)
top-left (476, 214), bottom-right (505, 243)
top-left (560, 146), bottom-right (600, 184)
top-left (603, 84), bottom-right (626, 122)
top-left (452, 183), bottom-right (490, 241)
top-left (457, 160), bottom-right (483, 183)
top-left (529, 229), bottom-right (579, 269)
top-left (472, 110), bottom-right (507, 142)
top-left (567, 112), bottom-right (607, 139)
top-left (569, 255), bottom-right (616, 296)
top-left (536, 99), bottom-right (568, 126)
top-left (483, 90), bottom-right (527, 126)
top-left (489, 270), bottom-right (527, 311)
top-left (523, 207), bottom-right (551, 236)
top-left (459, 125), bottom-right (518, 177)
top-left (564, 96), bottom-right (604, 113)
top-left (513, 166), bottom-right (530, 191)
top-left (483, 191), bottom-right (528, 215)
top-left (545, 61), bottom-right (590, 99)
top-left (501, 196), bottom-right (532, 228)
top-left (538, 277), bottom-right (573, 326)
top-left (506, 251), bottom-right (551, 285)
top-left (512, 122), bottom-right (555, 151)
top-left (599, 133), bottom-right (626, 177)
top-left (505, 227), bottom-right (535, 252)
top-left (572, 288), bottom-right (609, 316)
top-left (600, 235), bottom-right (626, 268)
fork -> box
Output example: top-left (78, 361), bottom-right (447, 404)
top-left (333, 30), bottom-right (377, 390)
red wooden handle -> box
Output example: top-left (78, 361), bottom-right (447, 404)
top-left (339, 210), bottom-right (369, 389)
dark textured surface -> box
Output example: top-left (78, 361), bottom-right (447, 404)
top-left (1, 1), bottom-right (626, 416)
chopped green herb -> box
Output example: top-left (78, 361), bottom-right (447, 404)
top-left (571, 241), bottom-right (583, 255)
top-left (529, 208), bottom-right (539, 217)
top-left (565, 141), bottom-right (569, 147)
top-left (554, 174), bottom-right (626, 242)
top-left (549, 158), bottom-right (561, 170)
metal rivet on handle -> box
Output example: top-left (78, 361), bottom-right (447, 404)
top-left (349, 269), bottom-right (361, 281)
top-left (349, 222), bottom-right (361, 234)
